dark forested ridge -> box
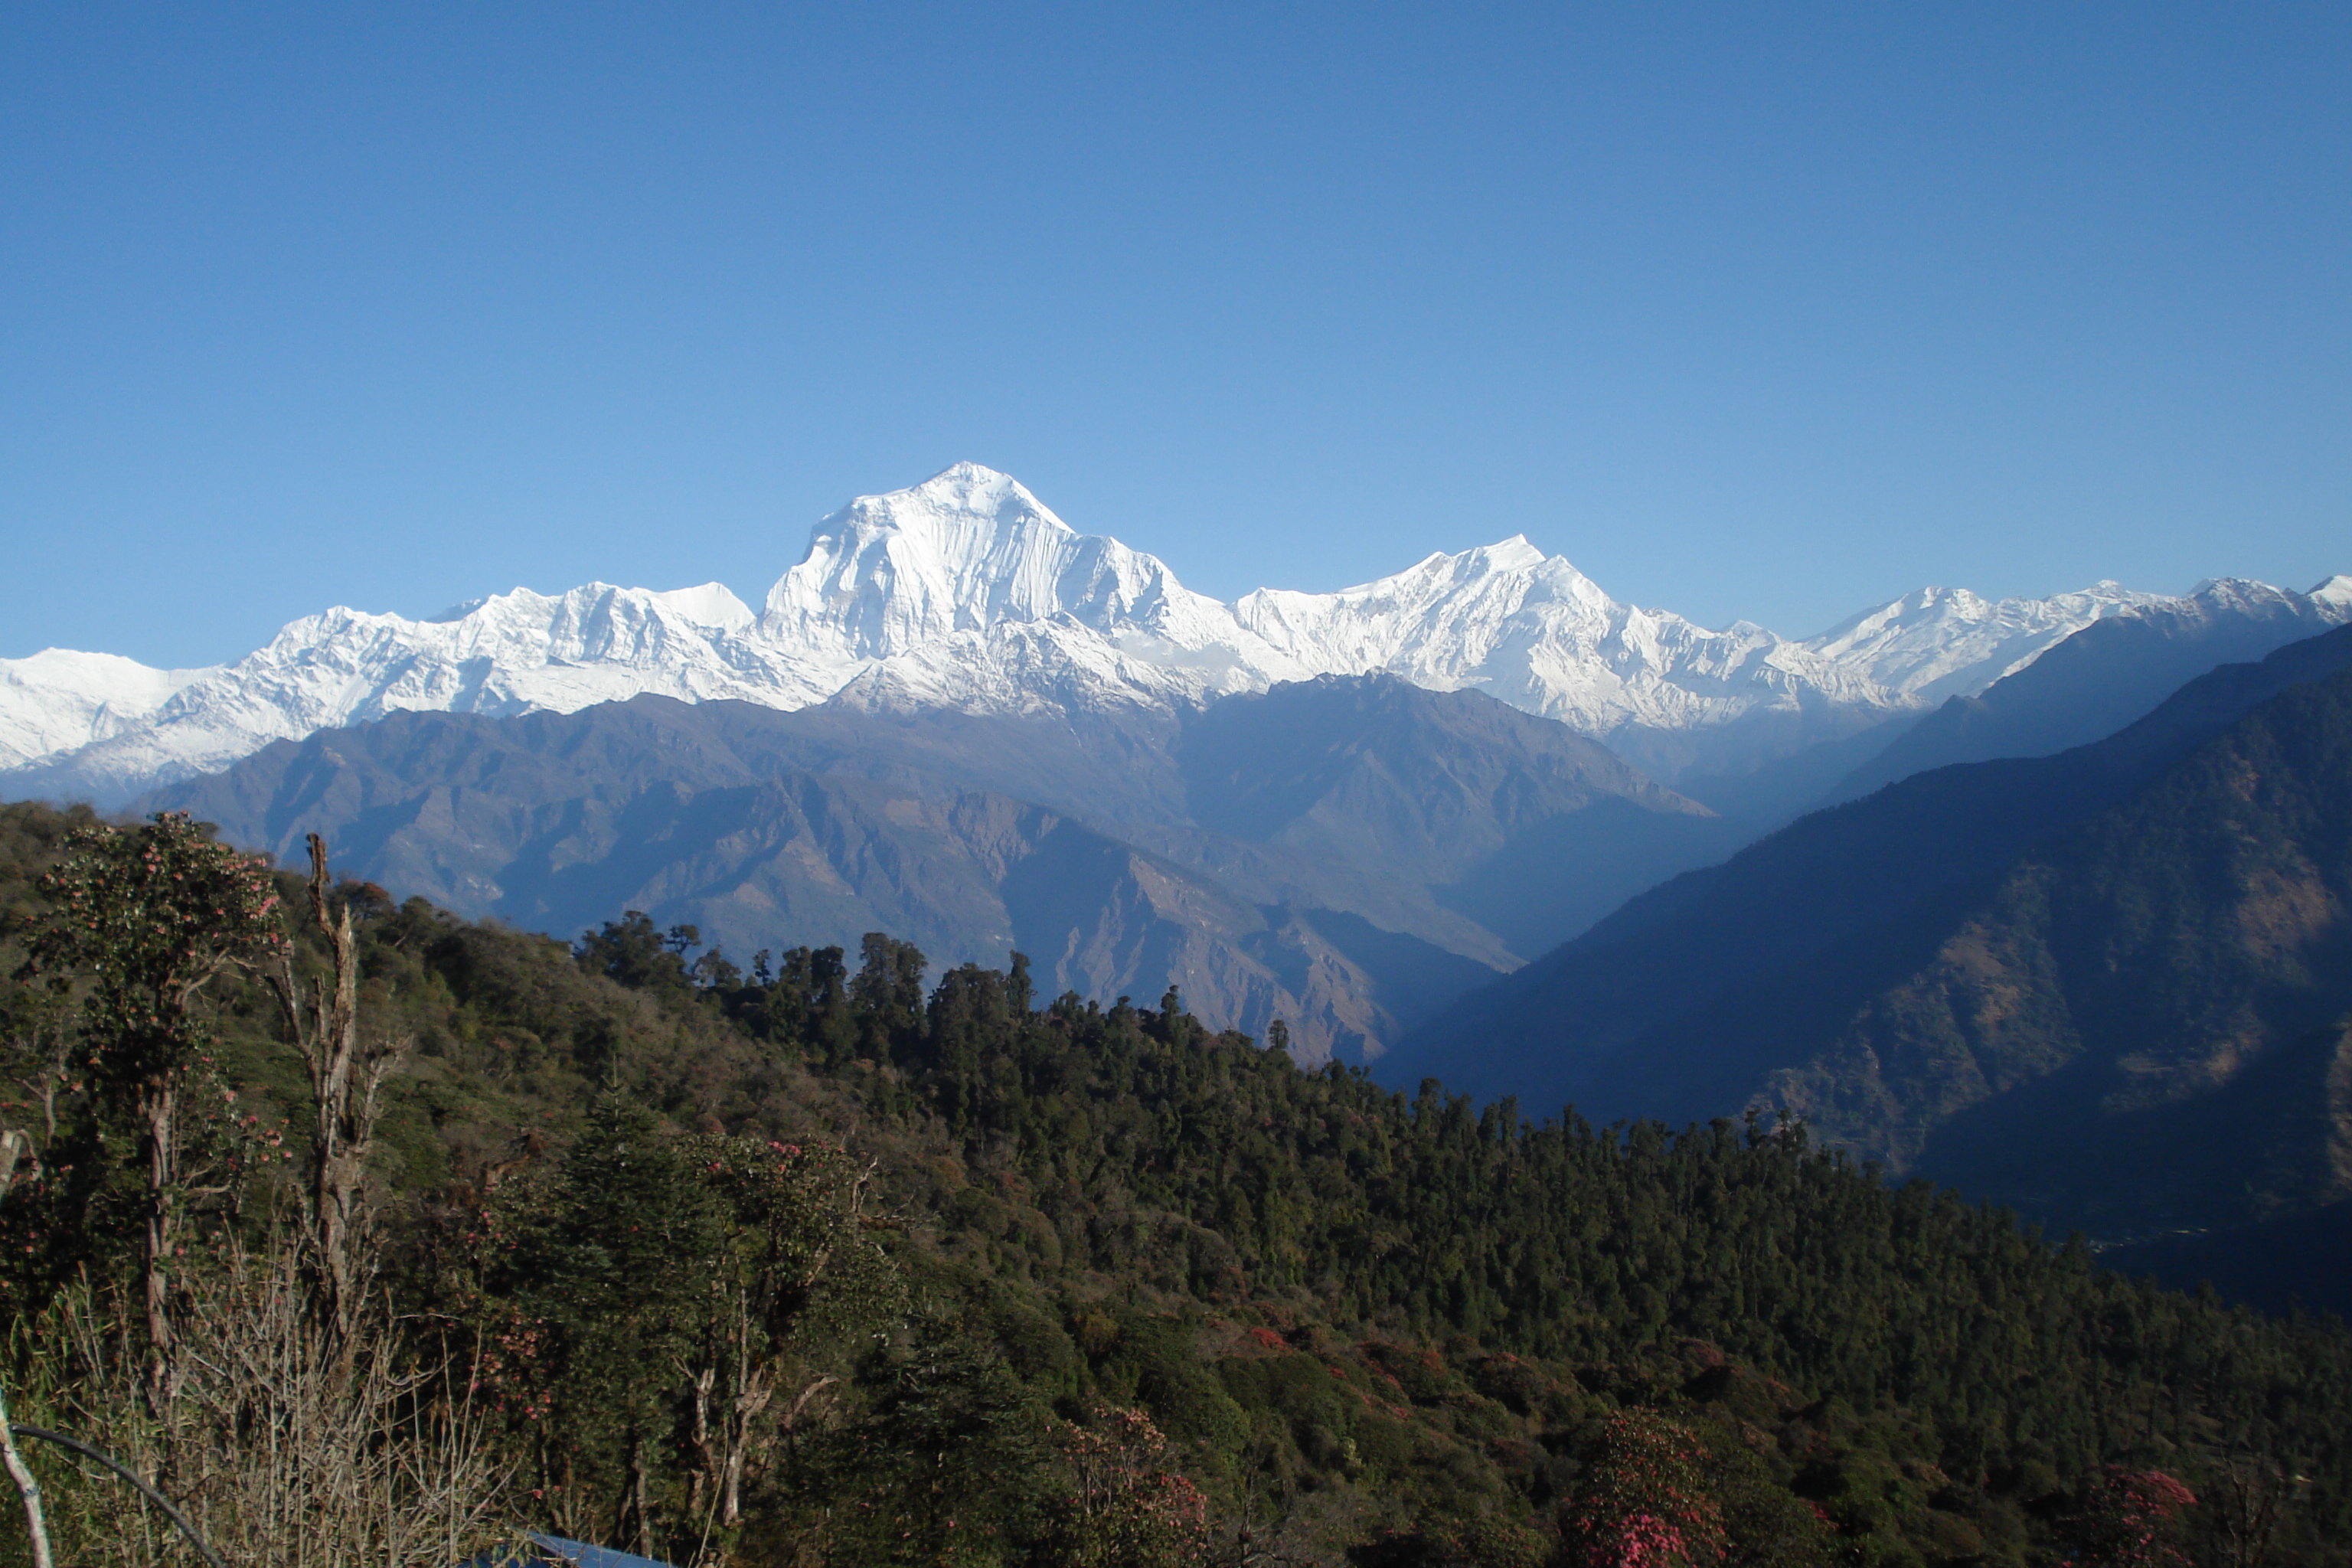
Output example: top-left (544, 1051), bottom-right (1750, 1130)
top-left (1398, 625), bottom-right (2352, 1253)
top-left (0, 798), bottom-right (2343, 1566)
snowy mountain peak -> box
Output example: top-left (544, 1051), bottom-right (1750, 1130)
top-left (759, 462), bottom-right (1233, 661)
top-left (424, 581), bottom-right (753, 631)
top-left (648, 583), bottom-right (756, 628)
top-left (1467, 535), bottom-right (1548, 573)
top-left (5, 463), bottom-right (2347, 805)
top-left (1236, 535), bottom-right (1579, 650)
top-left (1379, 535), bottom-right (1551, 586)
top-left (2180, 577), bottom-right (2292, 613)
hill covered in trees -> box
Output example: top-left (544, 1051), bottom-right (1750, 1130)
top-left (1398, 625), bottom-right (2352, 1256)
top-left (0, 799), bottom-right (2341, 1566)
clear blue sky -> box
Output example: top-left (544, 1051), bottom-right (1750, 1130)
top-left (4, 2), bottom-right (2347, 668)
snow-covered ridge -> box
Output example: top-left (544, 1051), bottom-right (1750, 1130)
top-left (5, 461), bottom-right (2347, 803)
top-left (0, 650), bottom-right (221, 771)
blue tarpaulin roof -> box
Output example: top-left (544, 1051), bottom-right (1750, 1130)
top-left (469, 1532), bottom-right (680, 1568)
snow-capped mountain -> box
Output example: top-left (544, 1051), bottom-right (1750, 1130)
top-left (1, 581), bottom-right (826, 805)
top-left (5, 461), bottom-right (2347, 804)
top-left (0, 650), bottom-right (220, 770)
top-left (1827, 572), bottom-right (2352, 803)
top-left (1800, 583), bottom-right (2165, 701)
top-left (1233, 546), bottom-right (2167, 766)
top-left (760, 463), bottom-right (1261, 665)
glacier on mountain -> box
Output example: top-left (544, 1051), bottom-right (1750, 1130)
top-left (5, 461), bottom-right (2347, 804)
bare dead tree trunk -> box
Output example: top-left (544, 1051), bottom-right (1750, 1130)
top-left (0, 1131), bottom-right (54, 1568)
top-left (0, 1127), bottom-right (38, 1196)
top-left (299, 834), bottom-right (365, 1344)
top-left (11, 1019), bottom-right (69, 1152)
top-left (684, 1353), bottom-right (716, 1522)
top-left (266, 834), bottom-right (411, 1374)
top-left (2214, 1452), bottom-right (2282, 1568)
top-left (139, 1078), bottom-right (179, 1411)
top-left (737, 1374), bottom-right (836, 1530)
top-left (717, 1289), bottom-right (794, 1530)
top-left (29, 1067), bottom-right (56, 1150)
top-left (0, 1377), bottom-right (53, 1568)
top-left (630, 1430), bottom-right (654, 1560)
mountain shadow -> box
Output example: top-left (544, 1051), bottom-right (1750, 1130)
top-left (2102, 1200), bottom-right (2352, 1320)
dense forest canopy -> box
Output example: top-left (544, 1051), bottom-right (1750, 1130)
top-left (0, 799), bottom-right (2339, 1566)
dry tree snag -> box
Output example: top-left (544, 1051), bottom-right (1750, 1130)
top-left (0, 1129), bottom-right (54, 1568)
top-left (0, 1380), bottom-right (54, 1568)
top-left (263, 833), bottom-right (411, 1368)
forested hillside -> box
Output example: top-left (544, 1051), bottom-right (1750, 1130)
top-left (0, 799), bottom-right (2341, 1566)
top-left (1399, 626), bottom-right (2352, 1250)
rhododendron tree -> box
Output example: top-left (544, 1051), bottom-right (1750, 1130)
top-left (2063, 1466), bottom-right (2197, 1566)
top-left (20, 812), bottom-right (285, 1403)
top-left (468, 1104), bottom-right (902, 1553)
top-left (1044, 1402), bottom-right (1210, 1567)
top-left (675, 1131), bottom-right (898, 1529)
top-left (1558, 1411), bottom-right (1728, 1568)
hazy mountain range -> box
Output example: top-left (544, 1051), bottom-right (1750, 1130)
top-left (140, 674), bottom-right (1740, 1067)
